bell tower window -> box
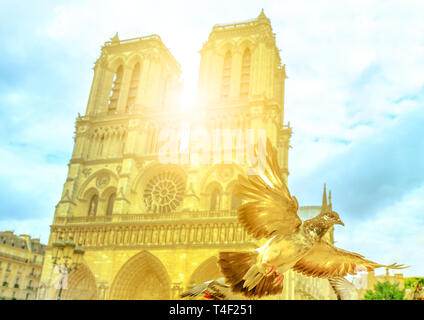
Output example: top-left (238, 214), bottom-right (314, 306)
top-left (221, 51), bottom-right (232, 100)
top-left (240, 48), bottom-right (251, 99)
top-left (126, 63), bottom-right (140, 112)
top-left (210, 189), bottom-right (221, 211)
top-left (108, 65), bottom-right (123, 112)
top-left (231, 191), bottom-right (242, 210)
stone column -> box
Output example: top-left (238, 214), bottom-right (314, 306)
top-left (72, 124), bottom-right (89, 160)
top-left (197, 48), bottom-right (210, 106)
top-left (147, 57), bottom-right (162, 110)
top-left (256, 43), bottom-right (266, 97)
top-left (212, 52), bottom-right (224, 105)
top-left (171, 282), bottom-right (183, 299)
top-left (99, 68), bottom-right (116, 114)
top-left (137, 58), bottom-right (152, 110)
top-left (231, 49), bottom-right (242, 99)
top-left (86, 54), bottom-right (107, 116)
top-left (117, 65), bottom-right (133, 113)
top-left (54, 164), bottom-right (81, 217)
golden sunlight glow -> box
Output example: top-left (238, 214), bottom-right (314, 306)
top-left (179, 123), bottom-right (191, 153)
top-left (36, 10), bottom-right (344, 301)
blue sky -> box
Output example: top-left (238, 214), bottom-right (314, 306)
top-left (0, 1), bottom-right (423, 277)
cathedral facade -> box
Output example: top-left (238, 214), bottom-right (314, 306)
top-left (38, 11), bottom-right (335, 300)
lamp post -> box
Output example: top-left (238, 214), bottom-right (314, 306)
top-left (51, 236), bottom-right (85, 300)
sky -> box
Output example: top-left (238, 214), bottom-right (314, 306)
top-left (0, 0), bottom-right (423, 277)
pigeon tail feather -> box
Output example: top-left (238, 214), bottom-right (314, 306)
top-left (218, 251), bottom-right (283, 298)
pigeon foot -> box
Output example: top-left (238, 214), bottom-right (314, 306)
top-left (273, 273), bottom-right (284, 286)
top-left (265, 263), bottom-right (276, 277)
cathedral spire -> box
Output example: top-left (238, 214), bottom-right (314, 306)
top-left (321, 183), bottom-right (328, 212)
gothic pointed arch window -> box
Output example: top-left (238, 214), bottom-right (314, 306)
top-left (108, 65), bottom-right (123, 112)
top-left (88, 195), bottom-right (99, 216)
top-left (231, 191), bottom-right (242, 210)
top-left (221, 50), bottom-right (232, 100)
top-left (210, 188), bottom-right (221, 211)
top-left (126, 63), bottom-right (141, 112)
top-left (106, 193), bottom-right (116, 216)
top-left (240, 48), bottom-right (251, 99)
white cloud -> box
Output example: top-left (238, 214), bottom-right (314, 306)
top-left (336, 183), bottom-right (424, 277)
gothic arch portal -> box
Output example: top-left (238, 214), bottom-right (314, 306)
top-left (109, 251), bottom-right (171, 300)
top-left (189, 256), bottom-right (222, 286)
top-left (61, 264), bottom-right (97, 300)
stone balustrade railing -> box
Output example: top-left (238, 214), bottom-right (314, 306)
top-left (53, 210), bottom-right (238, 226)
top-left (104, 34), bottom-right (162, 46)
top-left (49, 217), bottom-right (254, 249)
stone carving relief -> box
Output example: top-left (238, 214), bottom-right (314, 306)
top-left (217, 166), bottom-right (234, 182)
top-left (96, 174), bottom-right (110, 189)
top-left (82, 168), bottom-right (92, 178)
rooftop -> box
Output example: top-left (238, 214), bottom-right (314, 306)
top-left (102, 33), bottom-right (181, 71)
top-left (211, 9), bottom-right (272, 33)
top-left (0, 231), bottom-right (46, 255)
top-left (103, 33), bottom-right (163, 47)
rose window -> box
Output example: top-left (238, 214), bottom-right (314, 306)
top-left (143, 171), bottom-right (185, 213)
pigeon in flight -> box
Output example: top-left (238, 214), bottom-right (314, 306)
top-left (181, 276), bottom-right (359, 300)
top-left (218, 138), bottom-right (408, 298)
top-left (180, 278), bottom-right (252, 300)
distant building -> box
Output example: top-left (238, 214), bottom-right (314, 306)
top-left (356, 268), bottom-right (405, 299)
top-left (0, 231), bottom-right (46, 300)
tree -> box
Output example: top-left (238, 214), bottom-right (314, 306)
top-left (404, 277), bottom-right (424, 290)
top-left (402, 278), bottom-right (424, 300)
top-left (364, 281), bottom-right (405, 300)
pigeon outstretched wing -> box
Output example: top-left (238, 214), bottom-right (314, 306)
top-left (328, 277), bottom-right (359, 300)
top-left (180, 278), bottom-right (229, 300)
top-left (235, 138), bottom-right (302, 240)
top-left (293, 241), bottom-right (408, 278)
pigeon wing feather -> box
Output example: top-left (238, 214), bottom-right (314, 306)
top-left (328, 277), bottom-right (359, 300)
top-left (180, 279), bottom-right (229, 299)
top-left (235, 139), bottom-right (302, 240)
top-left (293, 241), bottom-right (408, 278)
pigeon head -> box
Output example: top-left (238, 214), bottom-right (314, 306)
top-left (304, 210), bottom-right (344, 239)
top-left (322, 210), bottom-right (344, 227)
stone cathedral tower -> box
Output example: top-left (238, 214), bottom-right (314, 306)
top-left (38, 11), bottom-right (335, 300)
